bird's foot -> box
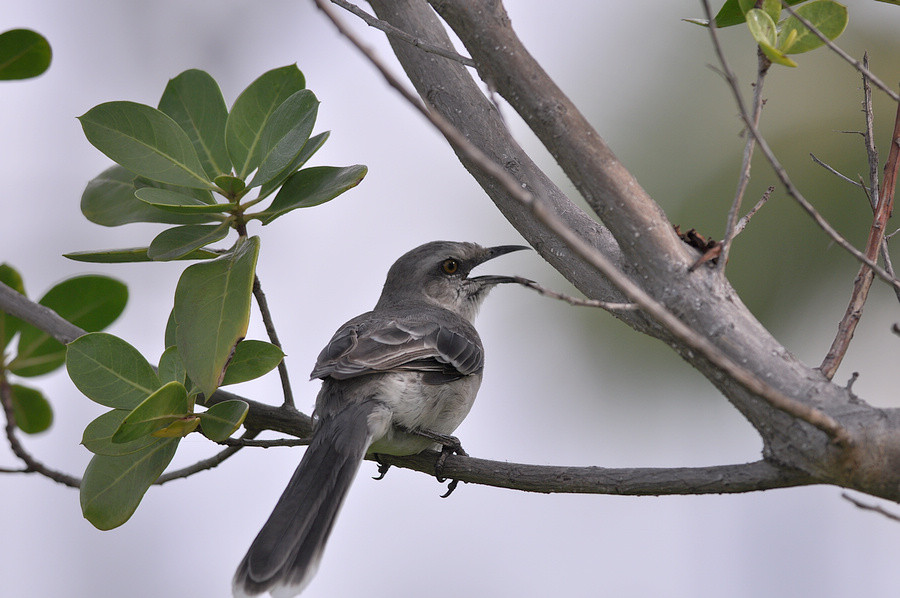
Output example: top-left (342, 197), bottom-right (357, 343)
top-left (372, 454), bottom-right (391, 480)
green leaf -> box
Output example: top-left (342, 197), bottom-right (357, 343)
top-left (0, 29), bottom-right (51, 80)
top-left (80, 437), bottom-right (179, 530)
top-left (148, 222), bottom-right (231, 262)
top-left (709, 0), bottom-right (806, 27)
top-left (81, 166), bottom-right (216, 227)
top-left (79, 101), bottom-right (213, 189)
top-left (174, 236), bottom-right (260, 398)
top-left (248, 89), bottom-right (319, 189)
top-left (135, 187), bottom-right (236, 214)
top-left (152, 416), bottom-right (200, 438)
top-left (759, 42), bottom-right (799, 67)
top-left (9, 384), bottom-right (53, 434)
top-left (82, 409), bottom-right (160, 456)
top-left (158, 346), bottom-right (188, 386)
top-left (158, 69), bottom-right (230, 179)
top-left (221, 340), bottom-right (285, 385)
top-left (258, 131), bottom-right (330, 200)
top-left (226, 65), bottom-right (306, 179)
top-left (66, 332), bottom-right (161, 409)
top-left (112, 381), bottom-right (189, 443)
top-left (739, 0), bottom-right (782, 23)
top-left (214, 175), bottom-right (246, 196)
top-left (198, 400), bottom-right (248, 441)
top-left (256, 165), bottom-right (367, 225)
top-left (164, 309), bottom-right (177, 350)
top-left (0, 263), bottom-right (26, 350)
top-left (64, 247), bottom-right (218, 264)
top-left (779, 0), bottom-right (848, 54)
top-left (11, 276), bottom-right (128, 377)
top-left (745, 9), bottom-right (777, 47)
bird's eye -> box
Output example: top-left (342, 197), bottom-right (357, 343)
top-left (441, 259), bottom-right (459, 274)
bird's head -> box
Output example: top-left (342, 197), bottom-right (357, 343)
top-left (375, 241), bottom-right (528, 321)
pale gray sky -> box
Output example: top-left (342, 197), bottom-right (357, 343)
top-left (3, 2), bottom-right (900, 597)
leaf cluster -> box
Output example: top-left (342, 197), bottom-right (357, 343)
top-left (688, 0), bottom-right (849, 67)
top-left (47, 65), bottom-right (367, 529)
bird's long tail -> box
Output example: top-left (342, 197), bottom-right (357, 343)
top-left (233, 402), bottom-right (374, 597)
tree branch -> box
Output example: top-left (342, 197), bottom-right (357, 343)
top-left (0, 378), bottom-right (80, 488)
top-left (331, 0), bottom-right (475, 66)
top-left (252, 275), bottom-right (295, 408)
top-left (820, 61), bottom-right (900, 379)
top-left (374, 452), bottom-right (815, 496)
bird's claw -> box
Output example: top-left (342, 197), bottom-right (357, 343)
top-left (372, 455), bottom-right (391, 481)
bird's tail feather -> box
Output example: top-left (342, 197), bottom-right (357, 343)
top-left (233, 402), bottom-right (374, 597)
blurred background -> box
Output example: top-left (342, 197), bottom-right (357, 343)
top-left (3, 1), bottom-right (900, 597)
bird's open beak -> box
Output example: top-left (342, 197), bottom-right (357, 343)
top-left (469, 244), bottom-right (530, 285)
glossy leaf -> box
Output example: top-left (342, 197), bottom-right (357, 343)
top-left (148, 222), bottom-right (231, 262)
top-left (79, 101), bottom-right (213, 189)
top-left (66, 332), bottom-right (161, 409)
top-left (198, 400), bottom-right (248, 441)
top-left (248, 89), bottom-right (319, 189)
top-left (745, 9), bottom-right (777, 47)
top-left (81, 165), bottom-right (215, 226)
top-left (64, 246), bottom-right (218, 264)
top-left (135, 187), bottom-right (235, 214)
top-left (158, 69), bottom-right (230, 179)
top-left (779, 0), bottom-right (848, 54)
top-left (9, 384), bottom-right (53, 434)
top-left (0, 263), bottom-right (25, 350)
top-left (226, 65), bottom-right (306, 179)
top-left (258, 131), bottom-right (329, 200)
top-left (739, 0), bottom-right (781, 23)
top-left (256, 165), bottom-right (367, 225)
top-left (80, 437), bottom-right (179, 530)
top-left (82, 409), bottom-right (160, 456)
top-left (221, 340), bottom-right (285, 385)
top-left (0, 29), bottom-right (51, 80)
top-left (174, 236), bottom-right (260, 398)
top-left (11, 276), bottom-right (128, 377)
top-left (112, 381), bottom-right (189, 443)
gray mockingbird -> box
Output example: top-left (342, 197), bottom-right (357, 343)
top-left (233, 240), bottom-right (527, 597)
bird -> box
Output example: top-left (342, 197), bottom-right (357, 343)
top-left (233, 240), bottom-right (527, 597)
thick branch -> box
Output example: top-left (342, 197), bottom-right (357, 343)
top-left (430, 0), bottom-right (690, 277)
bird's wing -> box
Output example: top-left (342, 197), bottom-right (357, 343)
top-left (310, 313), bottom-right (483, 381)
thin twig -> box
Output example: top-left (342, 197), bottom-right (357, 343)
top-left (252, 276), bottom-right (295, 408)
top-left (318, 0), bottom-right (854, 448)
top-left (820, 62), bottom-right (900, 379)
top-left (842, 492), bottom-right (900, 522)
top-left (700, 1), bottom-right (900, 294)
top-left (330, 0), bottom-right (476, 67)
top-left (810, 153), bottom-right (865, 190)
top-left (719, 48), bottom-right (770, 270)
top-left (0, 379), bottom-right (80, 488)
top-left (733, 185), bottom-right (775, 237)
top-left (780, 2), bottom-right (900, 103)
top-left (509, 276), bottom-right (638, 311)
top-left (156, 429), bottom-right (260, 485)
